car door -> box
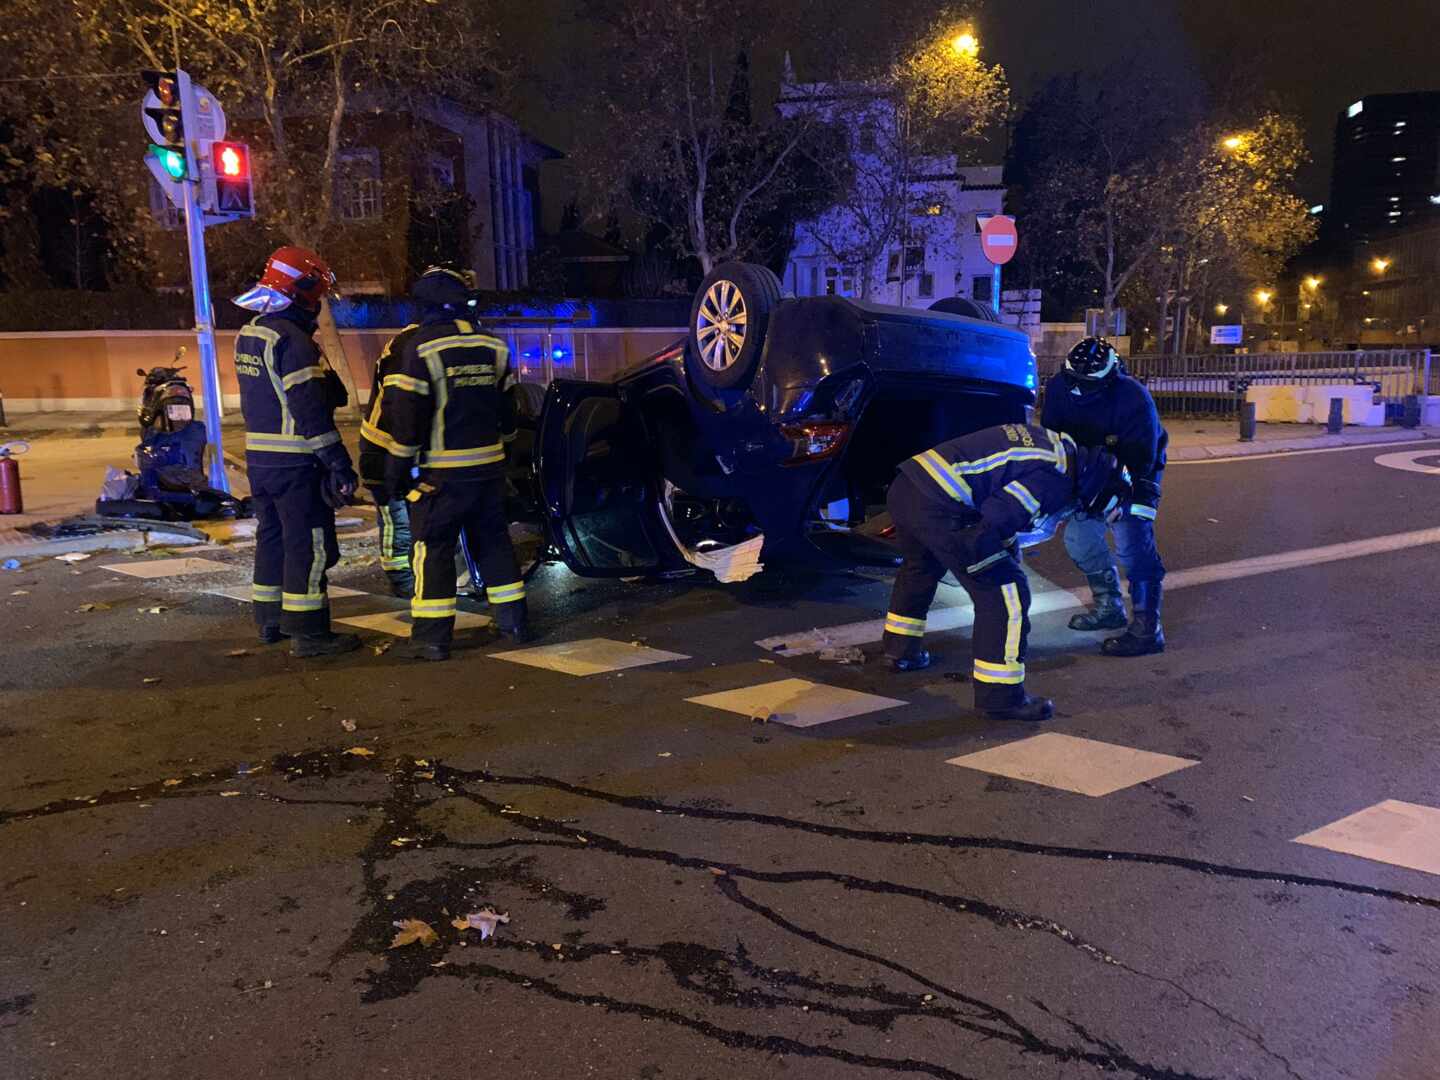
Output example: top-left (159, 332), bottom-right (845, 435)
top-left (535, 378), bottom-right (688, 577)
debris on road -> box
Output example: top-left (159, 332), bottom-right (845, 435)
top-left (751, 709), bottom-right (772, 724)
top-left (817, 645), bottom-right (865, 664)
top-left (143, 605), bottom-right (168, 614)
top-left (219, 791), bottom-right (241, 797)
top-left (142, 676), bottom-right (162, 685)
top-left (372, 639), bottom-right (393, 656)
top-left (2, 559), bottom-right (21, 570)
top-left (343, 746), bottom-right (374, 757)
top-left (55, 552), bottom-right (91, 563)
top-left (451, 909), bottom-right (509, 940)
top-left (1241, 795), bottom-right (1256, 803)
top-left (389, 919), bottom-right (438, 949)
top-left (11, 589), bottom-right (29, 595)
top-left (657, 751), bottom-right (672, 758)
top-left (226, 648), bottom-right (251, 658)
top-left (76, 602), bottom-right (110, 613)
top-left (340, 718), bottom-right (357, 732)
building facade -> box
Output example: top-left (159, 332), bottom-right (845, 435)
top-left (1324, 92), bottom-right (1440, 255)
top-left (777, 65), bottom-right (1005, 310)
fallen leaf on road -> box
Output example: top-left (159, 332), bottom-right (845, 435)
top-left (388, 919), bottom-right (438, 949)
top-left (657, 752), bottom-right (672, 758)
top-left (144, 606), bottom-right (168, 614)
top-left (451, 909), bottom-right (509, 940)
top-left (1241, 795), bottom-right (1256, 803)
top-left (757, 658), bottom-right (775, 664)
top-left (142, 676), bottom-right (163, 685)
top-left (1207, 517), bottom-right (1221, 524)
top-left (163, 779), bottom-right (182, 786)
top-left (415, 771), bottom-right (434, 780)
top-left (340, 718), bottom-right (357, 732)
top-left (219, 791), bottom-right (241, 797)
top-left (343, 746), bottom-right (374, 757)
top-left (708, 867), bottom-right (728, 877)
top-left (78, 601), bottom-right (112, 612)
top-left (226, 648), bottom-right (251, 658)
top-left (372, 639), bottom-right (393, 656)
top-left (55, 552), bottom-right (92, 563)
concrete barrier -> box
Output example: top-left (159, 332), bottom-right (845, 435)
top-left (1245, 384), bottom-right (1386, 426)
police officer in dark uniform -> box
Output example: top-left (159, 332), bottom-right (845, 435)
top-left (362, 266), bottom-right (531, 661)
top-left (882, 423), bottom-right (1124, 721)
top-left (1041, 337), bottom-right (1168, 657)
top-left (232, 246), bottom-right (360, 657)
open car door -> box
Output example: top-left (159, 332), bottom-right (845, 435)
top-left (535, 379), bottom-right (688, 577)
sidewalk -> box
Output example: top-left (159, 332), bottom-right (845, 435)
top-left (1165, 419), bottom-right (1440, 460)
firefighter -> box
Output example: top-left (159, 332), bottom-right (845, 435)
top-left (359, 319), bottom-right (490, 601)
top-left (882, 423), bottom-right (1124, 722)
top-left (232, 246), bottom-right (360, 657)
top-left (362, 265), bottom-right (531, 661)
top-left (359, 322), bottom-right (420, 597)
top-left (1041, 337), bottom-right (1168, 657)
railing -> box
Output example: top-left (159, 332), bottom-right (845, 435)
top-left (1036, 349), bottom-right (1433, 421)
top-left (485, 322), bottom-right (684, 386)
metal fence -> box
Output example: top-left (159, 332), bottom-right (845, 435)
top-left (486, 324), bottom-right (684, 386)
top-left (1036, 349), bottom-right (1433, 421)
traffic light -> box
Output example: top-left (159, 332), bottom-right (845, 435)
top-left (210, 141), bottom-right (254, 215)
top-left (142, 70), bottom-right (192, 180)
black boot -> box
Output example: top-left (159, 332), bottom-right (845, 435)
top-left (401, 640), bottom-right (450, 662)
top-left (254, 600), bottom-right (288, 645)
top-left (258, 624), bottom-right (290, 645)
top-left (493, 600), bottom-right (535, 644)
top-left (1068, 569), bottom-right (1127, 631)
top-left (1102, 581), bottom-right (1165, 657)
top-left (890, 649), bottom-right (934, 673)
top-left (291, 631), bottom-right (362, 658)
top-left (985, 695), bottom-right (1054, 722)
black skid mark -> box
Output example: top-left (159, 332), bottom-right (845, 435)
top-left (465, 769), bottom-right (1440, 911)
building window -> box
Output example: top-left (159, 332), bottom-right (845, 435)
top-left (918, 272), bottom-right (934, 298)
top-left (824, 266), bottom-right (856, 297)
top-left (972, 275), bottom-right (993, 303)
top-left (337, 148), bottom-right (383, 220)
top-left (427, 154), bottom-right (456, 191)
top-left (808, 265), bottom-right (820, 296)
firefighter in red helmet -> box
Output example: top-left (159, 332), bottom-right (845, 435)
top-left (233, 246), bottom-right (360, 657)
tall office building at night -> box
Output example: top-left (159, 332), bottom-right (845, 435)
top-left (1324, 91), bottom-right (1440, 253)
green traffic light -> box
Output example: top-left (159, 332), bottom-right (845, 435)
top-left (149, 143), bottom-right (187, 180)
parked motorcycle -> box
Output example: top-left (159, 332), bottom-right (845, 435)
top-left (96, 347), bottom-right (250, 521)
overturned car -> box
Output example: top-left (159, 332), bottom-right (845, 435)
top-left (525, 262), bottom-right (1038, 579)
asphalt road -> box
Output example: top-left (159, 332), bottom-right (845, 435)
top-left (3, 440), bottom-right (1440, 1080)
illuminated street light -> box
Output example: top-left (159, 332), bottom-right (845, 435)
top-left (1215, 303), bottom-right (1229, 316)
top-left (1255, 289), bottom-right (1273, 306)
top-left (1222, 134), bottom-right (1246, 151)
top-left (1304, 276), bottom-right (1322, 290)
top-left (1372, 257), bottom-right (1391, 274)
top-left (950, 31), bottom-right (979, 58)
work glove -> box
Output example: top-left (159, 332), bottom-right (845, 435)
top-left (381, 456), bottom-right (417, 503)
top-left (321, 462), bottom-right (358, 509)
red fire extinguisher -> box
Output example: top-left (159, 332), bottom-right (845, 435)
top-left (0, 440), bottom-right (28, 515)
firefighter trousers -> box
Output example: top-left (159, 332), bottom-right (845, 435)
top-left (881, 473), bottom-right (1032, 711)
top-left (250, 464), bottom-right (340, 636)
top-left (374, 495), bottom-right (486, 597)
top-left (406, 476), bottom-right (525, 645)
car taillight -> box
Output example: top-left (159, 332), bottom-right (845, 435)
top-left (780, 421), bottom-right (850, 465)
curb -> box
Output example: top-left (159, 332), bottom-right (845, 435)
top-left (1170, 428), bottom-right (1440, 462)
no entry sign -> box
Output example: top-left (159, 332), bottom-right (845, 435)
top-left (980, 215), bottom-right (1018, 265)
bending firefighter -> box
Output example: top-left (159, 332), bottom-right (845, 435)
top-left (361, 266), bottom-right (531, 661)
top-left (882, 423), bottom-right (1124, 722)
top-left (1042, 337), bottom-right (1168, 656)
top-left (233, 246), bottom-right (361, 658)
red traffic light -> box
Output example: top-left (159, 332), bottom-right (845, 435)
top-left (212, 141), bottom-right (248, 179)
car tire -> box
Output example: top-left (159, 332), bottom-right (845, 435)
top-left (686, 261), bottom-right (782, 391)
top-left (929, 296), bottom-right (1001, 322)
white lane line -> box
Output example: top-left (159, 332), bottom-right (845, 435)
top-left (758, 525), bottom-right (1440, 655)
top-left (1171, 437), bottom-right (1440, 466)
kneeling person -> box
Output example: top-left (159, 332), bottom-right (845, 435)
top-left (362, 266), bottom-right (531, 660)
top-left (882, 423), bottom-right (1122, 722)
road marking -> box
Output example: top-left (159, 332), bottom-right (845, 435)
top-left (686, 678), bottom-right (906, 728)
top-left (945, 733), bottom-right (1199, 797)
top-left (492, 638), bottom-right (690, 676)
top-left (1374, 449), bottom-right (1440, 475)
top-left (102, 557), bottom-right (229, 578)
top-left (1295, 800), bottom-right (1440, 877)
top-left (1171, 437), bottom-right (1440, 466)
top-left (758, 525), bottom-right (1440, 654)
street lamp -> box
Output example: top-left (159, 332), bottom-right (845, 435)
top-left (1222, 134), bottom-right (1246, 151)
top-left (1215, 302), bottom-right (1229, 316)
top-left (950, 31), bottom-right (979, 58)
top-left (1371, 257), bottom-right (1391, 274)
top-left (1255, 289), bottom-right (1272, 306)
top-left (1304, 276), bottom-right (1322, 290)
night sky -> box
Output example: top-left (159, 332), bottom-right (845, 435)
top-left (502, 0), bottom-right (1440, 220)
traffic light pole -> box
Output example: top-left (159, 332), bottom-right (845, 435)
top-left (178, 178), bottom-right (230, 493)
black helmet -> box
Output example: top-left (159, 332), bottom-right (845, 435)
top-left (1075, 446), bottom-right (1127, 517)
top-left (412, 264), bottom-right (477, 312)
top-left (1064, 336), bottom-right (1121, 381)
